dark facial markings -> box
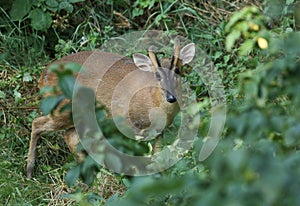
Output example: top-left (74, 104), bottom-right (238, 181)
top-left (155, 71), bottom-right (161, 81)
top-left (153, 53), bottom-right (180, 103)
top-left (154, 53), bottom-right (161, 67)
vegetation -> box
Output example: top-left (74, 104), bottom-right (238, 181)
top-left (1, 0), bottom-right (300, 205)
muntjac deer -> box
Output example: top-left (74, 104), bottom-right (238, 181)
top-left (26, 42), bottom-right (195, 178)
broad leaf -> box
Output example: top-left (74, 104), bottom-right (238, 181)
top-left (239, 39), bottom-right (255, 55)
top-left (58, 75), bottom-right (75, 99)
top-left (226, 30), bottom-right (241, 51)
top-left (68, 0), bottom-right (85, 3)
top-left (10, 0), bottom-right (32, 21)
top-left (29, 9), bottom-right (52, 31)
top-left (65, 165), bottom-right (80, 186)
top-left (59, 1), bottom-right (73, 12)
top-left (40, 95), bottom-right (61, 115)
top-left (46, 0), bottom-right (59, 8)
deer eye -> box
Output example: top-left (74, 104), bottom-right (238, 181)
top-left (174, 67), bottom-right (180, 74)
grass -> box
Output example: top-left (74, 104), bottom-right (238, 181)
top-left (0, 66), bottom-right (124, 204)
top-left (0, 119), bottom-right (124, 205)
top-left (0, 0), bottom-right (271, 205)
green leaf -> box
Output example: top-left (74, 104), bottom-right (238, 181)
top-left (226, 30), bottom-right (241, 51)
top-left (10, 0), bottom-right (32, 21)
top-left (235, 21), bottom-right (249, 32)
top-left (225, 11), bottom-right (245, 32)
top-left (13, 89), bottom-right (21, 102)
top-left (58, 75), bottom-right (75, 99)
top-left (39, 86), bottom-right (55, 96)
top-left (59, 1), bottom-right (73, 12)
top-left (64, 62), bottom-right (82, 73)
top-left (0, 51), bottom-right (8, 61)
top-left (132, 8), bottom-right (144, 18)
top-left (40, 96), bottom-right (61, 115)
top-left (223, 55), bottom-right (230, 63)
top-left (28, 9), bottom-right (52, 30)
top-left (80, 156), bottom-right (100, 186)
top-left (140, 177), bottom-right (185, 194)
top-left (286, 0), bottom-right (294, 5)
top-left (46, 0), bottom-right (59, 7)
top-left (0, 91), bottom-right (5, 99)
top-left (213, 51), bottom-right (223, 60)
top-left (68, 0), bottom-right (85, 3)
top-left (285, 124), bottom-right (300, 146)
top-left (48, 63), bottom-right (60, 72)
top-left (46, 0), bottom-right (58, 11)
top-left (22, 72), bottom-right (32, 82)
top-left (32, 0), bottom-right (40, 6)
top-left (65, 165), bottom-right (80, 186)
top-left (60, 192), bottom-right (83, 202)
top-left (225, 6), bottom-right (259, 32)
top-left (239, 39), bottom-right (255, 56)
top-left (198, 33), bottom-right (214, 40)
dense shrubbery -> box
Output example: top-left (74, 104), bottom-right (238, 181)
top-left (1, 0), bottom-right (299, 205)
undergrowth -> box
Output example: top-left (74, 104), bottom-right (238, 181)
top-left (1, 0), bottom-right (299, 205)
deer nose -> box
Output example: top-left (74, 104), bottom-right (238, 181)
top-left (166, 91), bottom-right (177, 103)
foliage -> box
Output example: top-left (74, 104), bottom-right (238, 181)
top-left (1, 0), bottom-right (300, 205)
top-left (225, 6), bottom-right (269, 55)
top-left (100, 38), bottom-right (300, 206)
top-left (101, 5), bottom-right (300, 206)
top-left (10, 0), bottom-right (85, 31)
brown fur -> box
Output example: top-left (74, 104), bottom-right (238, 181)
top-left (26, 51), bottom-right (179, 178)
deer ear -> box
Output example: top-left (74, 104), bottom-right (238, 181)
top-left (180, 43), bottom-right (195, 65)
top-left (133, 53), bottom-right (152, 72)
